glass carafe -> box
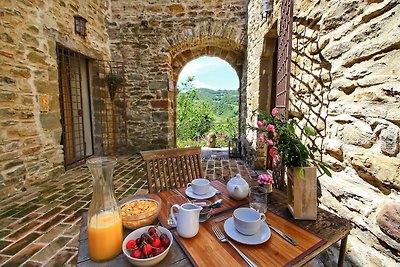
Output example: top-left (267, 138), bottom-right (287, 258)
top-left (86, 157), bottom-right (122, 262)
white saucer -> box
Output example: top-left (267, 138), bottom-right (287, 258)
top-left (223, 217), bottom-right (271, 245)
top-left (185, 187), bottom-right (217, 199)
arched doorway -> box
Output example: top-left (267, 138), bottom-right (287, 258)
top-left (175, 56), bottom-right (240, 148)
top-left (166, 30), bottom-right (245, 147)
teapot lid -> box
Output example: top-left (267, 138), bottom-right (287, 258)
top-left (230, 174), bottom-right (246, 184)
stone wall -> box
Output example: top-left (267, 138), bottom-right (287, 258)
top-left (290, 0), bottom-right (400, 265)
top-left (0, 0), bottom-right (111, 198)
top-left (243, 0), bottom-right (281, 167)
top-left (246, 0), bottom-right (400, 265)
top-left (109, 0), bottom-right (247, 151)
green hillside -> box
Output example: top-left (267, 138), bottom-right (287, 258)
top-left (194, 88), bottom-right (239, 117)
top-left (176, 85), bottom-right (239, 147)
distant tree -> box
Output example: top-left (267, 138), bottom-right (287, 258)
top-left (176, 77), bottom-right (214, 141)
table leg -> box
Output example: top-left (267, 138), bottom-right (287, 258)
top-left (338, 235), bottom-right (348, 267)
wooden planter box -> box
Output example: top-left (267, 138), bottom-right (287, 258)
top-left (286, 167), bottom-right (317, 220)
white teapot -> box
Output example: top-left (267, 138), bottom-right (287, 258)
top-left (227, 174), bottom-right (249, 200)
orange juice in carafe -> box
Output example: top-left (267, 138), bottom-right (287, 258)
top-left (86, 157), bottom-right (122, 262)
top-left (88, 211), bottom-right (123, 261)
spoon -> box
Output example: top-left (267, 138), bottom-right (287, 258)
top-left (204, 199), bottom-right (223, 209)
top-left (192, 199), bottom-right (223, 209)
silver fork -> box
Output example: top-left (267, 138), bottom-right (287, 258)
top-left (211, 225), bottom-right (258, 267)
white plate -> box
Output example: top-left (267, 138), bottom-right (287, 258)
top-left (185, 186), bottom-right (217, 199)
top-left (223, 217), bottom-right (271, 245)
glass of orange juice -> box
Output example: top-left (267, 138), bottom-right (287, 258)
top-left (86, 157), bottom-right (123, 261)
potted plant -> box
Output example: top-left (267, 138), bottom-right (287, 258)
top-left (249, 108), bottom-right (331, 220)
top-left (257, 171), bottom-right (274, 194)
top-left (105, 73), bottom-right (124, 101)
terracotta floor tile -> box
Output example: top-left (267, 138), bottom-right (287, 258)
top-left (60, 196), bottom-right (83, 207)
top-left (37, 207), bottom-right (63, 221)
top-left (0, 229), bottom-right (11, 239)
top-left (21, 261), bottom-right (43, 267)
top-left (64, 209), bottom-right (86, 224)
top-left (8, 213), bottom-right (42, 231)
top-left (0, 255), bottom-right (10, 265)
top-left (66, 235), bottom-right (79, 248)
top-left (30, 236), bottom-right (71, 262)
top-left (35, 203), bottom-right (60, 214)
top-left (12, 205), bottom-right (41, 219)
top-left (35, 224), bottom-right (69, 244)
top-left (63, 223), bottom-right (80, 237)
top-left (1, 243), bottom-right (43, 267)
top-left (7, 221), bottom-right (41, 240)
top-left (43, 247), bottom-right (76, 267)
top-left (66, 251), bottom-right (78, 266)
top-left (0, 232), bottom-right (40, 255)
top-left (0, 208), bottom-right (20, 220)
top-left (0, 240), bottom-right (12, 251)
top-left (36, 215), bottom-right (67, 232)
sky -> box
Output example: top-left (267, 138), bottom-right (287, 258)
top-left (177, 56), bottom-right (239, 91)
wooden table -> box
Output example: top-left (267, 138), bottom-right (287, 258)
top-left (77, 190), bottom-right (352, 266)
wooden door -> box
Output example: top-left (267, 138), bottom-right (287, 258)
top-left (57, 45), bottom-right (93, 168)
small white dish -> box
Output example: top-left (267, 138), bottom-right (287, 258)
top-left (223, 217), bottom-right (271, 245)
top-left (122, 225), bottom-right (173, 266)
top-left (185, 186), bottom-right (217, 199)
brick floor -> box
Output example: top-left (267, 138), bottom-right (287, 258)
top-left (0, 153), bottom-right (259, 266)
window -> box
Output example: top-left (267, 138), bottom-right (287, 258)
top-left (74, 15), bottom-right (87, 37)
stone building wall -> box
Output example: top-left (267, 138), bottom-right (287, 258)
top-left (243, 0), bottom-right (281, 167)
top-left (289, 0), bottom-right (400, 265)
top-left (0, 1), bottom-right (111, 198)
top-left (109, 0), bottom-right (247, 151)
top-left (247, 0), bottom-right (400, 265)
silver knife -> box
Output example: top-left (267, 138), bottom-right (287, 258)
top-left (172, 188), bottom-right (186, 199)
top-left (268, 224), bottom-right (298, 246)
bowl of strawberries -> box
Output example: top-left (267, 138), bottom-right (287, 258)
top-left (122, 225), bottom-right (173, 266)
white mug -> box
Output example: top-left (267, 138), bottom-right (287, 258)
top-left (233, 207), bottom-right (266, 235)
top-left (187, 178), bottom-right (210, 195)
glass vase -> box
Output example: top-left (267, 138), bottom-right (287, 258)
top-left (86, 157), bottom-right (122, 262)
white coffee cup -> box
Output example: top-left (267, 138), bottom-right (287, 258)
top-left (233, 207), bottom-right (266, 235)
top-left (187, 178), bottom-right (210, 195)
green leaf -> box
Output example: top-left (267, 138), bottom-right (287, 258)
top-left (304, 125), bottom-right (315, 136)
top-left (319, 164), bottom-right (332, 177)
top-left (299, 168), bottom-right (306, 180)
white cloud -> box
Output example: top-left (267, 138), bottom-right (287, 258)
top-left (190, 80), bottom-right (219, 90)
top-left (179, 57), bottom-right (226, 79)
top-left (177, 56), bottom-right (239, 91)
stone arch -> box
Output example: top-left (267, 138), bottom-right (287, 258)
top-left (165, 21), bottom-right (246, 146)
top-left (166, 20), bottom-right (246, 82)
top-left (171, 45), bottom-right (244, 82)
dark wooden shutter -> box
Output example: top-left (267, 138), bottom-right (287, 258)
top-left (275, 0), bottom-right (294, 115)
top-left (270, 0), bottom-right (295, 189)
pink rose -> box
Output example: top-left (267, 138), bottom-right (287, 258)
top-left (257, 120), bottom-right (266, 128)
top-left (272, 132), bottom-right (278, 141)
top-left (271, 107), bottom-right (279, 117)
top-left (257, 173), bottom-right (274, 185)
top-left (266, 139), bottom-right (274, 146)
top-left (269, 147), bottom-right (278, 158)
top-left (266, 124), bottom-right (275, 132)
